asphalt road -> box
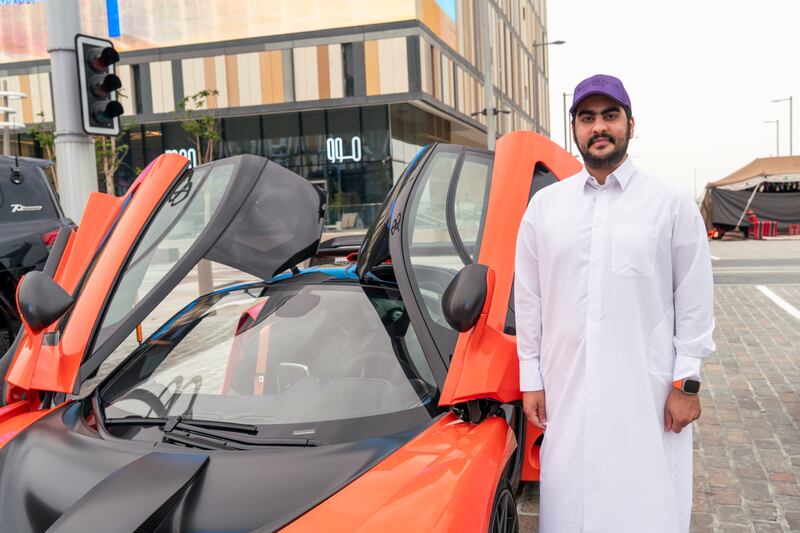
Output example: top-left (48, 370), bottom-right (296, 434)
top-left (712, 240), bottom-right (800, 285)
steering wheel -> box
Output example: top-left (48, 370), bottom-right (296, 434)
top-left (341, 351), bottom-right (422, 386)
top-left (341, 352), bottom-right (403, 384)
top-left (118, 388), bottom-right (169, 418)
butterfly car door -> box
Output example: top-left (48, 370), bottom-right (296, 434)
top-left (385, 131), bottom-right (581, 408)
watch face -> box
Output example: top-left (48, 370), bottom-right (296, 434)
top-left (684, 380), bottom-right (701, 394)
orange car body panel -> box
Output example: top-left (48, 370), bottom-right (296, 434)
top-left (281, 413), bottom-right (516, 532)
top-left (440, 131), bottom-right (581, 406)
top-left (5, 192), bottom-right (123, 397)
top-left (56, 192), bottom-right (124, 294)
top-left (439, 131), bottom-right (580, 481)
top-left (0, 400), bottom-right (56, 450)
top-left (5, 153), bottom-right (188, 396)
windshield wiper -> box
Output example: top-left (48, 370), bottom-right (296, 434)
top-left (102, 415), bottom-right (321, 450)
top-left (104, 416), bottom-right (259, 434)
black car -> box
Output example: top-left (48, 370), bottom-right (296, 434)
top-left (0, 156), bottom-right (71, 355)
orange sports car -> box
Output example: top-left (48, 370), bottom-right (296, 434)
top-left (0, 131), bottom-right (579, 532)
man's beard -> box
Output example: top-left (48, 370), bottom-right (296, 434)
top-left (574, 125), bottom-right (630, 170)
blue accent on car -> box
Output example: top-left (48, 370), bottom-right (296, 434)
top-left (270, 264), bottom-right (359, 282)
top-left (150, 266), bottom-right (359, 339)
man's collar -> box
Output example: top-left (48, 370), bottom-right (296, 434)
top-left (611, 156), bottom-right (634, 190)
top-left (582, 156), bottom-right (635, 190)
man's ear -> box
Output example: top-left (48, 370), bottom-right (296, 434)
top-left (629, 116), bottom-right (635, 140)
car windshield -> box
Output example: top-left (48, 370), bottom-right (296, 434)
top-left (100, 279), bottom-right (441, 443)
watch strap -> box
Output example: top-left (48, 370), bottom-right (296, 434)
top-left (672, 379), bottom-right (700, 395)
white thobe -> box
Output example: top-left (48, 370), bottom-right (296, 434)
top-left (514, 157), bottom-right (715, 533)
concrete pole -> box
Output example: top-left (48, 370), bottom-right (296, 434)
top-left (47, 0), bottom-right (98, 223)
top-left (479, 0), bottom-right (495, 151)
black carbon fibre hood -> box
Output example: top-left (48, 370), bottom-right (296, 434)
top-left (0, 404), bottom-right (428, 532)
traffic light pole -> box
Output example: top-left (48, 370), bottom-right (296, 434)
top-left (47, 0), bottom-right (98, 223)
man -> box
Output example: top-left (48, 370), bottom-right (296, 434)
top-left (514, 74), bottom-right (715, 533)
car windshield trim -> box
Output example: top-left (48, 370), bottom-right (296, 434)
top-left (95, 397), bottom-right (321, 449)
top-left (104, 415), bottom-right (258, 434)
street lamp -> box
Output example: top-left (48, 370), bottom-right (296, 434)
top-left (532, 40), bottom-right (566, 47)
top-left (764, 120), bottom-right (780, 156)
top-left (772, 96), bottom-right (793, 156)
top-left (529, 40), bottom-right (565, 137)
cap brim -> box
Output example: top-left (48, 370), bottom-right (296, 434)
top-left (569, 91), bottom-right (630, 116)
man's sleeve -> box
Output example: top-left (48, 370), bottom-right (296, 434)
top-left (671, 188), bottom-right (716, 381)
top-left (515, 206), bottom-right (544, 391)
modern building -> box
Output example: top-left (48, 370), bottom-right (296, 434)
top-left (0, 0), bottom-right (552, 230)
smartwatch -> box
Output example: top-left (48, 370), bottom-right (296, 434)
top-left (673, 379), bottom-right (701, 395)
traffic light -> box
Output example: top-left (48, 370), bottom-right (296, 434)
top-left (75, 34), bottom-right (123, 136)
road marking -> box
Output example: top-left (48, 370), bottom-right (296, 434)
top-left (756, 285), bottom-right (800, 321)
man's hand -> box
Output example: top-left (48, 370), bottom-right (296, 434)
top-left (522, 390), bottom-right (547, 429)
top-left (664, 389), bottom-right (701, 433)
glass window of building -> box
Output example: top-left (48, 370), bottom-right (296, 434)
top-left (262, 112), bottom-right (302, 168)
top-left (342, 43), bottom-right (355, 97)
top-left (222, 116), bottom-right (262, 158)
top-left (300, 110), bottom-right (326, 169)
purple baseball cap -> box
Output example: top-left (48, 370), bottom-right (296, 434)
top-left (569, 74), bottom-right (632, 116)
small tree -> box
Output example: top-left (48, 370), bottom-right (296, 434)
top-left (176, 89), bottom-right (221, 164)
top-left (94, 89), bottom-right (135, 195)
top-left (95, 126), bottom-right (132, 195)
top-left (28, 112), bottom-right (58, 190)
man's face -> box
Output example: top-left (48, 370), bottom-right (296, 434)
top-left (572, 94), bottom-right (635, 169)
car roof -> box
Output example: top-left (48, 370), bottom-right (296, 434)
top-left (0, 155), bottom-right (53, 169)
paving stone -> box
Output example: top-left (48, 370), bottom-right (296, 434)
top-left (776, 496), bottom-right (800, 515)
top-left (517, 482), bottom-right (539, 515)
top-left (691, 512), bottom-right (714, 528)
top-left (768, 471), bottom-right (797, 483)
top-left (748, 501), bottom-right (779, 522)
top-left (516, 285), bottom-right (800, 531)
top-left (707, 467), bottom-right (738, 487)
top-left (735, 461), bottom-right (768, 480)
top-left (711, 488), bottom-right (743, 506)
top-left (518, 513), bottom-right (538, 533)
top-left (772, 481), bottom-right (800, 496)
top-left (753, 521), bottom-right (783, 532)
top-left (714, 504), bottom-right (750, 524)
top-left (740, 480), bottom-right (774, 503)
top-left (785, 510), bottom-right (800, 530)
top-left (718, 524), bottom-right (753, 533)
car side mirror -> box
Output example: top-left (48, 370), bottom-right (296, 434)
top-left (16, 271), bottom-right (73, 333)
top-left (441, 263), bottom-right (490, 332)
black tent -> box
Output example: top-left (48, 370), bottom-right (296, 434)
top-left (701, 156), bottom-right (800, 232)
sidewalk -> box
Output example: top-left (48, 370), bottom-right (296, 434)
top-left (517, 284), bottom-right (800, 532)
top-left (710, 240), bottom-right (800, 261)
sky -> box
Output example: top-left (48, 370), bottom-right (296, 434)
top-left (545, 0), bottom-right (800, 198)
